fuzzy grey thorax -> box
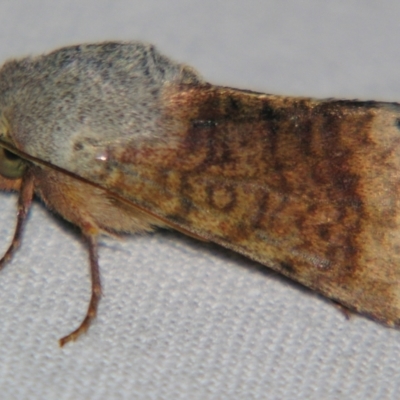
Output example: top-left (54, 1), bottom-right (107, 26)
top-left (0, 41), bottom-right (202, 175)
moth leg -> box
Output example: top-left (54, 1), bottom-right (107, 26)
top-left (59, 230), bottom-right (101, 347)
top-left (332, 301), bottom-right (353, 320)
top-left (0, 169), bottom-right (34, 269)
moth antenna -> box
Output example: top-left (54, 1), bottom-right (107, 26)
top-left (0, 168), bottom-right (34, 269)
top-left (59, 231), bottom-right (102, 347)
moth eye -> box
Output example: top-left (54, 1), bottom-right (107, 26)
top-left (0, 147), bottom-right (26, 179)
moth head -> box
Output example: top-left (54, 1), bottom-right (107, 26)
top-left (0, 114), bottom-right (26, 179)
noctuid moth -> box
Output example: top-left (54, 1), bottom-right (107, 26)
top-left (0, 41), bottom-right (399, 346)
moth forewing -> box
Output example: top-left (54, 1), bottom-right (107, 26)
top-left (0, 41), bottom-right (399, 345)
top-left (110, 85), bottom-right (400, 327)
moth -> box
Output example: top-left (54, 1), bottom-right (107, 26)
top-left (0, 42), bottom-right (399, 346)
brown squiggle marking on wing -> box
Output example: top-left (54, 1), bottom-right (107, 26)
top-left (113, 85), bottom-right (377, 283)
top-left (206, 182), bottom-right (237, 212)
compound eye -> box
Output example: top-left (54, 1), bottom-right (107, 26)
top-left (0, 147), bottom-right (26, 179)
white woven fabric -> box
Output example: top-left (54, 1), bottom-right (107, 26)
top-left (1, 1), bottom-right (400, 399)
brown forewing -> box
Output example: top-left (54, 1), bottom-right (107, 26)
top-left (101, 83), bottom-right (400, 327)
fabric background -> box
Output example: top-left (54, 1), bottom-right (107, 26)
top-left (0, 1), bottom-right (400, 399)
